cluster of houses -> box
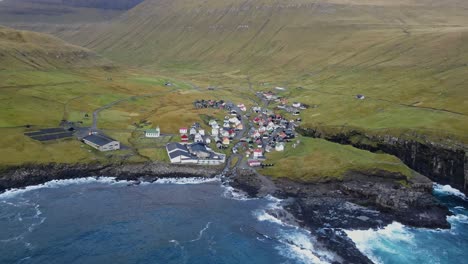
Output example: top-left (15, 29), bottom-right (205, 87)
top-left (193, 99), bottom-right (227, 109)
top-left (277, 101), bottom-right (307, 115)
top-left (178, 114), bottom-right (243, 150)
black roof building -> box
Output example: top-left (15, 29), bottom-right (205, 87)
top-left (83, 134), bottom-right (116, 146)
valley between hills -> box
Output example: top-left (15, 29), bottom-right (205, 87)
top-left (0, 0), bottom-right (467, 193)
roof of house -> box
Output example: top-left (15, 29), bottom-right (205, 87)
top-left (168, 150), bottom-right (192, 160)
top-left (167, 142), bottom-right (188, 152)
top-left (83, 134), bottom-right (117, 146)
top-left (146, 128), bottom-right (160, 133)
top-left (189, 142), bottom-right (208, 152)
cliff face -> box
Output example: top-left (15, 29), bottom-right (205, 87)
top-left (298, 127), bottom-right (468, 194)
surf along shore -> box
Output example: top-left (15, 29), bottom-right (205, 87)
top-left (0, 162), bottom-right (452, 264)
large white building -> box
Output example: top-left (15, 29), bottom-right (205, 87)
top-left (83, 134), bottom-right (120, 152)
top-left (166, 142), bottom-right (225, 165)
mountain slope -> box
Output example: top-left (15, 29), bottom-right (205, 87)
top-left (56, 0), bottom-right (468, 133)
top-left (0, 25), bottom-right (108, 70)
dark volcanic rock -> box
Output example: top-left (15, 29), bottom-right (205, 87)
top-left (230, 168), bottom-right (451, 264)
top-left (298, 126), bottom-right (468, 195)
top-left (0, 162), bottom-right (222, 193)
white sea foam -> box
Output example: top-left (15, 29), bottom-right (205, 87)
top-left (255, 210), bottom-right (285, 225)
top-left (153, 177), bottom-right (219, 185)
top-left (253, 195), bottom-right (290, 226)
top-left (222, 185), bottom-right (256, 201)
top-left (448, 214), bottom-right (468, 224)
top-left (276, 231), bottom-right (334, 264)
top-left (0, 177), bottom-right (122, 199)
top-left (189, 222), bottom-right (212, 242)
top-left (345, 222), bottom-right (414, 264)
top-left (433, 184), bottom-right (466, 200)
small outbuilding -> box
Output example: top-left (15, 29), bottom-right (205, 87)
top-left (145, 127), bottom-right (160, 138)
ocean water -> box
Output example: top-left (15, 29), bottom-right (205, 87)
top-left (0, 177), bottom-right (334, 264)
top-left (345, 184), bottom-right (468, 264)
top-left (0, 178), bottom-right (466, 264)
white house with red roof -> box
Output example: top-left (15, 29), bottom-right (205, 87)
top-left (253, 148), bottom-right (263, 159)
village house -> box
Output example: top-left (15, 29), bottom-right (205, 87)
top-left (275, 142), bottom-right (285, 152)
top-left (83, 134), bottom-right (120, 152)
top-left (145, 127), bottom-right (160, 138)
top-left (248, 159), bottom-right (261, 167)
top-left (253, 148), bottom-right (263, 159)
top-left (292, 102), bottom-right (301, 108)
top-left (194, 133), bottom-right (204, 143)
top-left (181, 134), bottom-right (189, 143)
top-left (180, 127), bottom-right (188, 135)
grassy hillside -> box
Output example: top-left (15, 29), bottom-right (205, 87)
top-left (0, 25), bottom-right (108, 70)
top-left (49, 0), bottom-right (467, 142)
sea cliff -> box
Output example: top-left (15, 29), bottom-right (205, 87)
top-left (297, 127), bottom-right (468, 195)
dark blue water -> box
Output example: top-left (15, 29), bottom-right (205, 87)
top-left (345, 184), bottom-right (468, 264)
top-left (0, 178), bottom-right (466, 264)
top-left (0, 178), bottom-right (332, 264)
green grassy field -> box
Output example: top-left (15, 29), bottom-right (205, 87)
top-left (260, 137), bottom-right (413, 182)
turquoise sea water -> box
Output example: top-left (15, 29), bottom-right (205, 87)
top-left (0, 178), bottom-right (466, 264)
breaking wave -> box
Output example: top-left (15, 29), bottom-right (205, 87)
top-left (252, 195), bottom-right (335, 263)
top-left (275, 231), bottom-right (333, 264)
top-left (0, 177), bottom-right (122, 199)
top-left (151, 177), bottom-right (219, 185)
top-left (433, 184), bottom-right (466, 200)
top-left (345, 222), bottom-right (414, 264)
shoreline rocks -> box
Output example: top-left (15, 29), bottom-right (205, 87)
top-left (0, 162), bottom-right (222, 193)
top-left (227, 167), bottom-right (451, 264)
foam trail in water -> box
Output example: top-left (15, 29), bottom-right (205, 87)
top-left (276, 231), bottom-right (334, 264)
top-left (433, 184), bottom-right (466, 200)
top-left (189, 222), bottom-right (212, 242)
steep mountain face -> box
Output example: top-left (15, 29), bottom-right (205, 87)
top-left (0, 26), bottom-right (107, 70)
top-left (0, 0), bottom-right (143, 10)
top-left (64, 0), bottom-right (468, 71)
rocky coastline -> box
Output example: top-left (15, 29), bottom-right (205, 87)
top-left (0, 162), bottom-right (222, 193)
top-left (0, 161), bottom-right (452, 264)
top-left (227, 167), bottom-right (451, 264)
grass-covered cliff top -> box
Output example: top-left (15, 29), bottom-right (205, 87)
top-left (260, 137), bottom-right (413, 182)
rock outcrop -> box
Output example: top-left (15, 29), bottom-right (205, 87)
top-left (228, 168), bottom-right (451, 264)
